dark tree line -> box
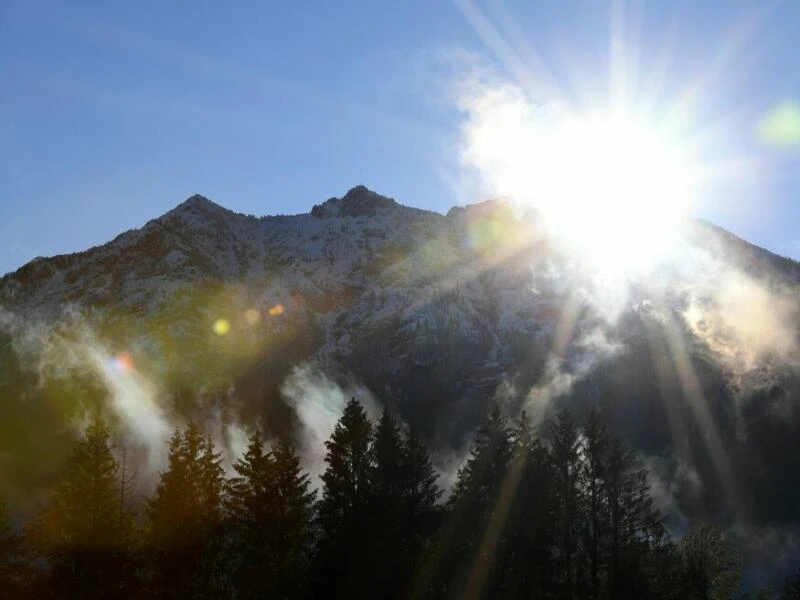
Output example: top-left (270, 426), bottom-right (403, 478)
top-left (0, 399), bottom-right (794, 599)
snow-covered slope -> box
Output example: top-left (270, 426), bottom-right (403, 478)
top-left (2, 185), bottom-right (798, 409)
top-left (0, 187), bottom-right (554, 396)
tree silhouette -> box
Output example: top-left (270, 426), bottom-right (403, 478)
top-left (366, 409), bottom-right (443, 599)
top-left (226, 429), bottom-right (315, 599)
top-left (444, 402), bottom-right (514, 599)
top-left (399, 425), bottom-right (442, 550)
top-left (367, 409), bottom-right (407, 595)
top-left (225, 427), bottom-right (273, 599)
top-left (269, 439), bottom-right (316, 598)
top-left (147, 422), bottom-right (225, 598)
top-left (314, 397), bottom-right (374, 599)
top-left (550, 407), bottom-right (583, 599)
top-left (582, 406), bottom-right (609, 600)
top-left (29, 417), bottom-right (130, 599)
top-left (504, 412), bottom-right (554, 598)
top-left (0, 395), bottom-right (772, 599)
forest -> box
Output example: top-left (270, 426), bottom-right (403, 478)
top-left (1, 398), bottom-right (797, 600)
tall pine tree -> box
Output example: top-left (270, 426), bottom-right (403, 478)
top-left (30, 418), bottom-right (129, 600)
top-left (147, 422), bottom-right (225, 599)
top-left (367, 410), bottom-right (443, 599)
top-left (226, 429), bottom-right (315, 600)
top-left (582, 407), bottom-right (609, 600)
top-left (399, 426), bottom-right (442, 553)
top-left (443, 403), bottom-right (513, 600)
top-left (550, 407), bottom-right (583, 600)
top-left (314, 398), bottom-right (374, 599)
top-left (367, 409), bottom-right (407, 595)
top-left (505, 412), bottom-right (554, 598)
top-left (269, 440), bottom-right (316, 598)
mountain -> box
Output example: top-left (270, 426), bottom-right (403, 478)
top-left (2, 185), bottom-right (800, 576)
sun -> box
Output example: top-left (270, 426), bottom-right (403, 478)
top-left (463, 95), bottom-right (696, 277)
top-left (536, 111), bottom-right (695, 275)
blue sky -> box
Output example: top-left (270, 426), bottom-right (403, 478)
top-left (2, 0), bottom-right (800, 276)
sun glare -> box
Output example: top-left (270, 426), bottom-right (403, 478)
top-left (538, 112), bottom-right (694, 274)
top-left (464, 91), bottom-right (697, 277)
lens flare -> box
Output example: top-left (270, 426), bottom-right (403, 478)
top-left (268, 304), bottom-right (285, 317)
top-left (212, 318), bottom-right (231, 336)
top-left (755, 101), bottom-right (800, 147)
top-left (244, 308), bottom-right (261, 325)
top-left (111, 351), bottom-right (134, 373)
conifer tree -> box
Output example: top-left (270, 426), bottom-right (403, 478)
top-left (583, 407), bottom-right (609, 600)
top-left (31, 418), bottom-right (128, 599)
top-left (315, 397), bottom-right (374, 599)
top-left (269, 440), bottom-right (316, 598)
top-left (445, 403), bottom-right (513, 599)
top-left (147, 422), bottom-right (225, 599)
top-left (550, 407), bottom-right (583, 599)
top-left (367, 409), bottom-right (407, 595)
top-left (367, 410), bottom-right (443, 599)
top-left (603, 433), bottom-right (666, 598)
top-left (505, 412), bottom-right (554, 598)
top-left (225, 428), bottom-right (274, 599)
top-left (399, 426), bottom-right (442, 547)
top-left (371, 409), bottom-right (405, 505)
top-left (226, 429), bottom-right (315, 600)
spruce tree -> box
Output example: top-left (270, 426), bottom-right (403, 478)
top-left (315, 397), bottom-right (374, 599)
top-left (445, 403), bottom-right (513, 599)
top-left (549, 407), bottom-right (583, 600)
top-left (505, 412), bottom-right (554, 598)
top-left (147, 422), bottom-right (225, 599)
top-left (226, 428), bottom-right (274, 599)
top-left (367, 409), bottom-right (407, 595)
top-left (603, 432), bottom-right (667, 599)
top-left (269, 440), bottom-right (316, 598)
top-left (399, 426), bottom-right (442, 548)
top-left (226, 430), bottom-right (316, 600)
top-left (367, 410), bottom-right (443, 599)
top-left (372, 409), bottom-right (405, 504)
top-left (583, 407), bottom-right (609, 600)
top-left (30, 418), bottom-right (127, 599)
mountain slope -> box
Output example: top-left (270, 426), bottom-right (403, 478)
top-left (1, 186), bottom-right (800, 577)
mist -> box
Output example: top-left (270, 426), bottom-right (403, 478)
top-left (0, 307), bottom-right (258, 487)
top-left (281, 363), bottom-right (382, 484)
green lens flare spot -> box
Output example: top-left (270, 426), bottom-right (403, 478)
top-left (755, 102), bottom-right (800, 146)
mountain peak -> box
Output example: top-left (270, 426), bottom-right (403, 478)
top-left (174, 194), bottom-right (226, 212)
top-left (311, 185), bottom-right (398, 218)
top-left (159, 194), bottom-right (233, 224)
